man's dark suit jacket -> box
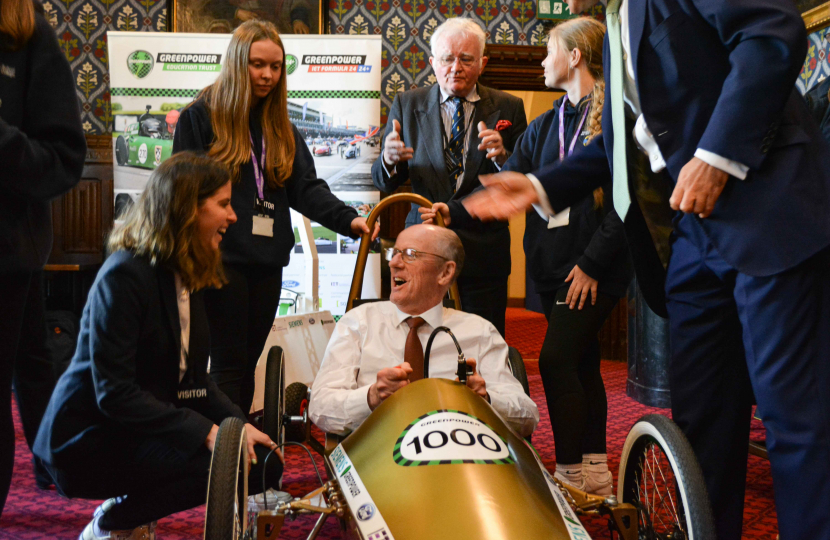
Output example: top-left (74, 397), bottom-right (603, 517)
top-left (532, 0), bottom-right (830, 311)
top-left (34, 251), bottom-right (246, 477)
top-left (372, 84), bottom-right (528, 279)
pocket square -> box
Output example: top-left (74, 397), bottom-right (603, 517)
top-left (495, 120), bottom-right (512, 131)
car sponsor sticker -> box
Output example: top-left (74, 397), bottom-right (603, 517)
top-left (154, 145), bottom-right (162, 166)
top-left (330, 445), bottom-right (395, 540)
top-left (393, 410), bottom-right (514, 466)
top-left (524, 440), bottom-right (592, 540)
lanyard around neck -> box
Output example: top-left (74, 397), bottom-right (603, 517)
top-left (559, 97), bottom-right (591, 162)
top-left (248, 132), bottom-right (266, 199)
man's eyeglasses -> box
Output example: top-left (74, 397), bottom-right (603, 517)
top-left (384, 247), bottom-right (449, 263)
top-left (436, 55), bottom-right (478, 68)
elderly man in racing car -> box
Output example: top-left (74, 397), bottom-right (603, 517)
top-left (309, 224), bottom-right (539, 437)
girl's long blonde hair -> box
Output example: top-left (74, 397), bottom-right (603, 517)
top-left (0, 0), bottom-right (36, 50)
top-left (108, 152), bottom-right (231, 291)
top-left (549, 17), bottom-right (606, 209)
top-left (196, 20), bottom-right (295, 188)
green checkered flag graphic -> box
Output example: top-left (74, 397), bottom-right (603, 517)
top-left (127, 51), bottom-right (154, 79)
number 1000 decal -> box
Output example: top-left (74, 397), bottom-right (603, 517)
top-left (393, 410), bottom-right (515, 466)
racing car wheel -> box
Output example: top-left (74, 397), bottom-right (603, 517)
top-left (204, 417), bottom-right (249, 540)
top-left (115, 136), bottom-right (128, 166)
top-left (618, 414), bottom-right (715, 540)
top-left (261, 346), bottom-right (286, 447)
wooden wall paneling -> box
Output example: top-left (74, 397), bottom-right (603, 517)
top-left (48, 134), bottom-right (113, 267)
top-left (480, 45), bottom-right (548, 92)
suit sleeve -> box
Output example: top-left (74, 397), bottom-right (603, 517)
top-left (501, 97), bottom-right (528, 155)
top-left (0, 18), bottom-right (85, 202)
top-left (371, 93), bottom-right (409, 193)
top-left (691, 0), bottom-right (807, 170)
top-left (88, 260), bottom-right (214, 457)
top-left (286, 127), bottom-right (359, 237)
top-left (534, 133), bottom-right (611, 213)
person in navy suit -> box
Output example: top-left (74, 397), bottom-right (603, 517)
top-left (462, 1), bottom-right (830, 539)
top-left (35, 153), bottom-right (284, 540)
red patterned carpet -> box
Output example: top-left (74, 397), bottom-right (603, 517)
top-left (0, 308), bottom-right (777, 539)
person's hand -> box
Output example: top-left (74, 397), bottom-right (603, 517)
top-left (368, 363), bottom-right (413, 410)
top-left (382, 120), bottom-right (414, 169)
top-left (292, 20), bottom-right (310, 34)
top-left (462, 171), bottom-right (539, 221)
top-left (351, 216), bottom-right (380, 241)
top-left (477, 121), bottom-right (508, 166)
top-left (456, 359), bottom-right (489, 401)
top-left (244, 423), bottom-right (284, 468)
top-left (205, 424), bottom-right (219, 452)
top-left (669, 157), bottom-right (729, 218)
top-left (419, 202), bottom-right (451, 226)
top-left (564, 265), bottom-right (598, 310)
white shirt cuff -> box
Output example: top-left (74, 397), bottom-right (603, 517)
top-left (381, 158), bottom-right (397, 178)
top-left (344, 384), bottom-right (373, 426)
top-left (527, 173), bottom-right (556, 220)
top-left (695, 149), bottom-right (749, 180)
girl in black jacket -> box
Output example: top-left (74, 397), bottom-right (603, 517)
top-left (173, 20), bottom-right (376, 413)
top-left (503, 18), bottom-right (631, 495)
top-left (35, 153), bottom-right (283, 539)
top-left (0, 0), bottom-right (86, 515)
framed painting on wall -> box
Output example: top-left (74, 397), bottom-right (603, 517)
top-left (803, 1), bottom-right (830, 33)
top-left (171, 0), bottom-right (324, 34)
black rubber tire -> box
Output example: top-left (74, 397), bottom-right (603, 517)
top-left (115, 136), bottom-right (128, 166)
top-left (618, 414), bottom-right (716, 540)
top-left (284, 382), bottom-right (309, 443)
top-left (204, 417), bottom-right (248, 540)
top-left (507, 346), bottom-right (530, 398)
top-left (262, 346), bottom-right (285, 446)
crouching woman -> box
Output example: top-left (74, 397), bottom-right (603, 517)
top-left (34, 152), bottom-right (283, 539)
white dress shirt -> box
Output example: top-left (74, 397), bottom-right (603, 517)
top-left (529, 0), bottom-right (748, 217)
top-left (383, 85), bottom-right (482, 190)
top-left (174, 272), bottom-right (190, 383)
top-left (309, 301), bottom-right (539, 437)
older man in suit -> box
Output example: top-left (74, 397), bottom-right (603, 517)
top-left (463, 1), bottom-right (830, 539)
top-left (371, 18), bottom-right (527, 337)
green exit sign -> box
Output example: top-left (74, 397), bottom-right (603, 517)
top-left (537, 0), bottom-right (577, 20)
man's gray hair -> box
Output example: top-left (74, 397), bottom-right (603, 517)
top-left (430, 18), bottom-right (487, 58)
top-left (433, 227), bottom-right (465, 279)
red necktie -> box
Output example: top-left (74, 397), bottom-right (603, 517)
top-left (405, 317), bottom-right (427, 381)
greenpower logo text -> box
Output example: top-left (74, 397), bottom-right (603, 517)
top-left (127, 50), bottom-right (154, 79)
top-left (157, 53), bottom-right (222, 72)
top-left (286, 54), bottom-right (298, 75)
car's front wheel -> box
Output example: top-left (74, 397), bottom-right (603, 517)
top-left (115, 136), bottom-right (128, 166)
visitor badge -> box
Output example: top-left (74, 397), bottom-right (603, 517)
top-left (252, 215), bottom-right (274, 237)
top-left (548, 207), bottom-right (570, 229)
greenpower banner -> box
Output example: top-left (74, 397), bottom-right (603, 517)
top-left (108, 32), bottom-right (382, 314)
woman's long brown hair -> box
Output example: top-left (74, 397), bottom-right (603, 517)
top-left (108, 152), bottom-right (231, 291)
top-left (0, 0), bottom-right (36, 50)
top-left (549, 17), bottom-right (606, 209)
top-left (195, 20), bottom-right (295, 188)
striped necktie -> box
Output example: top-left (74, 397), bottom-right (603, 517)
top-left (444, 96), bottom-right (465, 190)
top-left (606, 0), bottom-right (632, 220)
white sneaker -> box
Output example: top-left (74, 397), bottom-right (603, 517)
top-left (78, 499), bottom-right (157, 540)
top-left (583, 469), bottom-right (614, 496)
top-left (553, 469), bottom-right (586, 491)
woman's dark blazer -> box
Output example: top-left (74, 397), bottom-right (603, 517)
top-left (34, 250), bottom-right (246, 472)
